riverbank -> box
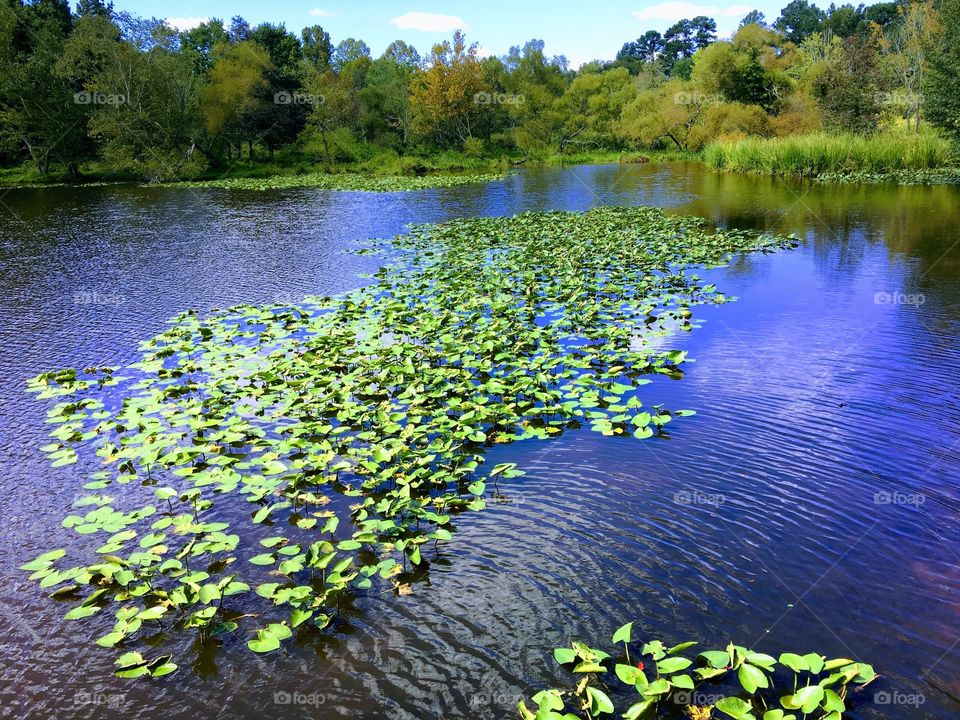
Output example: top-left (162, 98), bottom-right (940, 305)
top-left (0, 149), bottom-right (692, 189)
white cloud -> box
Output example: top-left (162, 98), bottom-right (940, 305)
top-left (632, 2), bottom-right (752, 22)
top-left (389, 12), bottom-right (468, 32)
top-left (309, 8), bottom-right (334, 17)
top-left (476, 45), bottom-right (494, 58)
top-left (165, 17), bottom-right (210, 32)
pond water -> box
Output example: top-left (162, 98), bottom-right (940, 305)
top-left (0, 164), bottom-right (958, 719)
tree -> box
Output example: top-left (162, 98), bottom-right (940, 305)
top-left (864, 2), bottom-right (900, 29)
top-left (813, 35), bottom-right (890, 132)
top-left (620, 79), bottom-right (712, 150)
top-left (227, 16), bottom-right (250, 43)
top-left (925, 0), bottom-right (960, 139)
top-left (382, 39), bottom-right (420, 67)
top-left (775, 0), bottom-right (827, 43)
top-left (739, 10), bottom-right (768, 28)
top-left (693, 40), bottom-right (777, 109)
top-left (76, 0), bottom-right (113, 18)
top-left (60, 15), bottom-right (203, 179)
top-left (553, 67), bottom-right (635, 151)
top-left (201, 41), bottom-right (274, 160)
top-left (882, 0), bottom-right (939, 131)
top-left (410, 31), bottom-right (486, 147)
top-left (332, 38), bottom-right (370, 71)
top-left (822, 3), bottom-right (866, 37)
top-left (661, 17), bottom-right (716, 74)
top-left (0, 0), bottom-right (91, 175)
top-left (302, 70), bottom-right (358, 167)
top-left (250, 23), bottom-right (302, 81)
top-left (617, 30), bottom-right (663, 72)
top-left (179, 19), bottom-right (228, 73)
top-left (301, 25), bottom-right (332, 70)
top-left (360, 54), bottom-right (417, 145)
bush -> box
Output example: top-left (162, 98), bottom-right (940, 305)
top-left (687, 102), bottom-right (771, 151)
top-left (463, 136), bottom-right (485, 158)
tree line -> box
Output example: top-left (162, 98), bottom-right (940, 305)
top-left (1, 0), bottom-right (959, 181)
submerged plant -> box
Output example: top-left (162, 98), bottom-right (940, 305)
top-left (23, 206), bottom-right (796, 678)
top-left (520, 624), bottom-right (877, 720)
top-left (156, 171), bottom-right (509, 192)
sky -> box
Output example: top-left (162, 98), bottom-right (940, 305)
top-left (110, 0), bottom-right (791, 69)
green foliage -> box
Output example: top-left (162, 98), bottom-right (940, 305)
top-left (704, 130), bottom-right (952, 176)
top-left (521, 628), bottom-right (877, 719)
top-left (24, 206), bottom-right (795, 677)
top-left (926, 0), bottom-right (960, 140)
top-left (812, 36), bottom-right (889, 133)
top-left (0, 2), bottom-right (954, 182)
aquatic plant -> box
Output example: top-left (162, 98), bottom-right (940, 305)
top-left (520, 624), bottom-right (877, 720)
top-left (23, 206), bottom-right (796, 678)
top-left (813, 168), bottom-right (960, 185)
top-left (155, 171), bottom-right (508, 192)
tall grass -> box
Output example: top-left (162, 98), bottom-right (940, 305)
top-left (703, 131), bottom-right (955, 176)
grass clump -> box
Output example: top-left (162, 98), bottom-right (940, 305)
top-left (703, 131), bottom-right (954, 178)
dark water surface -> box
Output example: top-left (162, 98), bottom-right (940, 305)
top-left (1, 164), bottom-right (958, 719)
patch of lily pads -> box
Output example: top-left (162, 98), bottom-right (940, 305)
top-left (156, 171), bottom-right (508, 192)
top-left (23, 205), bottom-right (796, 678)
top-left (814, 168), bottom-right (960, 185)
top-left (521, 623), bottom-right (877, 720)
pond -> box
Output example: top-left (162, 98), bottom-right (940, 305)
top-left (0, 163), bottom-right (958, 719)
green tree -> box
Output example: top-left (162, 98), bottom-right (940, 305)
top-left (179, 18), bottom-right (228, 74)
top-left (0, 0), bottom-right (90, 175)
top-left (925, 0), bottom-right (960, 138)
top-left (617, 30), bottom-right (663, 72)
top-left (332, 37), bottom-right (370, 71)
top-left (302, 69), bottom-right (358, 167)
top-left (301, 24), bottom-right (332, 70)
top-left (359, 52), bottom-right (417, 145)
top-left (882, 0), bottom-right (939, 131)
top-left (775, 0), bottom-right (827, 43)
top-left (201, 41), bottom-right (274, 161)
top-left (552, 66), bottom-right (635, 151)
top-left (739, 10), bottom-right (768, 28)
top-left (661, 17), bottom-right (717, 74)
top-left (822, 3), bottom-right (866, 37)
top-left (813, 35), bottom-right (890, 132)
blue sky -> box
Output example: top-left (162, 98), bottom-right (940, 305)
top-left (113, 1), bottom-right (791, 68)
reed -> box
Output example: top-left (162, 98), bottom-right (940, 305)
top-left (703, 131), bottom-right (954, 177)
